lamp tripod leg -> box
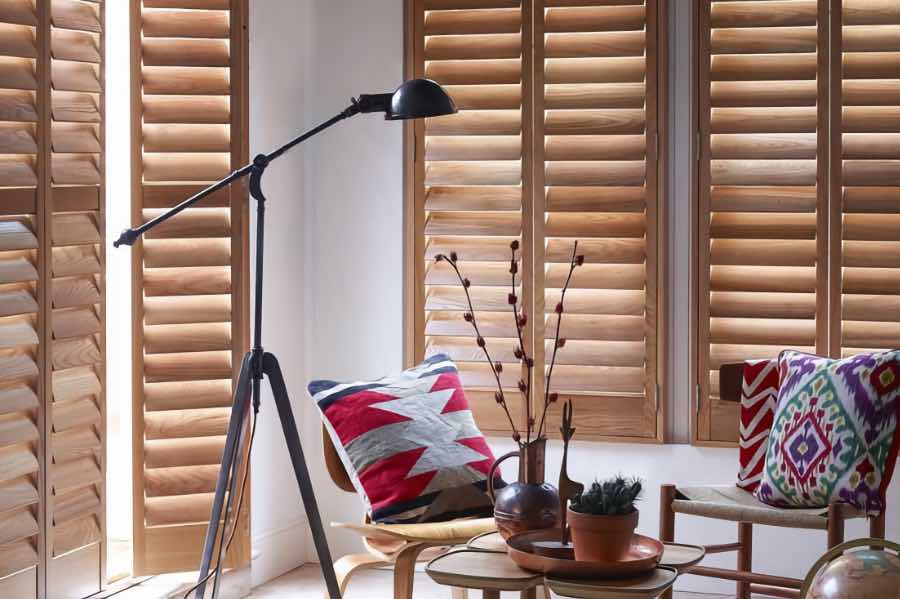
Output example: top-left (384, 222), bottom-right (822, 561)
top-left (263, 351), bottom-right (343, 599)
top-left (195, 352), bottom-right (254, 598)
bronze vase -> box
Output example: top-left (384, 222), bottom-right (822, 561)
top-left (487, 438), bottom-right (561, 540)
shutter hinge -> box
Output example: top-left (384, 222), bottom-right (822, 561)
top-left (695, 383), bottom-right (702, 415)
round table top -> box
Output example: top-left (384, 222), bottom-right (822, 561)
top-left (427, 549), bottom-right (543, 591)
top-left (429, 532), bottom-right (706, 598)
top-left (466, 532), bottom-right (705, 573)
top-left (547, 568), bottom-right (678, 599)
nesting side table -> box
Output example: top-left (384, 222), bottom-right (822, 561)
top-left (425, 532), bottom-right (705, 599)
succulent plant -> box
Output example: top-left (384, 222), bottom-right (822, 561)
top-left (569, 475), bottom-right (643, 516)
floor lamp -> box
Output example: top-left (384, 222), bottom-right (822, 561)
top-left (115, 79), bottom-right (457, 599)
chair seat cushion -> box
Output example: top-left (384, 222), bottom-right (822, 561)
top-left (309, 354), bottom-right (503, 524)
top-left (756, 350), bottom-right (900, 514)
top-left (332, 517), bottom-right (496, 544)
top-left (672, 485), bottom-right (863, 530)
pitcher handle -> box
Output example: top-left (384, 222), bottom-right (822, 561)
top-left (487, 450), bottom-right (519, 504)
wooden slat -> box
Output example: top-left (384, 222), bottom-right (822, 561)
top-left (142, 10), bottom-right (230, 39)
top-left (0, 476), bottom-right (39, 513)
top-left (144, 436), bottom-right (225, 468)
top-left (144, 464), bottom-right (219, 497)
top-left (144, 408), bottom-right (229, 440)
top-left (142, 38), bottom-right (230, 67)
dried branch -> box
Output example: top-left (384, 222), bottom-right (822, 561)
top-left (537, 241), bottom-right (582, 439)
top-left (508, 240), bottom-right (534, 444)
top-left (435, 252), bottom-right (522, 444)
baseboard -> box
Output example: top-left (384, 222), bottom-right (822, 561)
top-left (251, 519), bottom-right (309, 588)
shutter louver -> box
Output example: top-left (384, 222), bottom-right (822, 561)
top-left (409, 0), bottom-right (665, 440)
top-left (537, 0), bottom-right (661, 440)
top-left (1, 1), bottom-right (106, 596)
top-left (0, 2), bottom-right (42, 597)
top-left (46, 2), bottom-right (105, 596)
top-left (131, 0), bottom-right (249, 575)
top-left (833, 0), bottom-right (900, 357)
top-left (697, 0), bottom-right (828, 443)
top-left (415, 0), bottom-right (529, 432)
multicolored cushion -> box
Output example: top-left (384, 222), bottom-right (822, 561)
top-left (308, 354), bottom-right (502, 524)
top-left (756, 350), bottom-right (900, 513)
top-left (737, 359), bottom-right (779, 492)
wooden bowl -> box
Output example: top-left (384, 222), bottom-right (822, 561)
top-left (506, 529), bottom-right (663, 579)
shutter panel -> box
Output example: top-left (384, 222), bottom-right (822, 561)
top-left (46, 1), bottom-right (105, 597)
top-left (832, 1), bottom-right (900, 356)
top-left (131, 0), bottom-right (249, 575)
top-left (1, 2), bottom-right (106, 596)
top-left (0, 0), bottom-right (42, 596)
top-left (408, 0), bottom-right (665, 440)
top-left (412, 0), bottom-right (530, 433)
top-left (536, 0), bottom-right (663, 440)
top-left (697, 0), bottom-right (828, 443)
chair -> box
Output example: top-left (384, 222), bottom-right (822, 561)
top-left (321, 425), bottom-right (496, 599)
top-left (659, 363), bottom-right (889, 599)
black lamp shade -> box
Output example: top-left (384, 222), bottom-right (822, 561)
top-left (387, 78), bottom-right (457, 120)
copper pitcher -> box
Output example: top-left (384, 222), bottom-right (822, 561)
top-left (487, 438), bottom-right (561, 540)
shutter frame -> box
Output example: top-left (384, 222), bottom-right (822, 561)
top-left (130, 0), bottom-right (249, 576)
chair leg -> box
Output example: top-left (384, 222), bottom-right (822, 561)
top-left (870, 510), bottom-right (886, 539)
top-left (393, 542), bottom-right (429, 599)
top-left (827, 503), bottom-right (845, 549)
top-left (451, 588), bottom-right (468, 599)
top-left (328, 553), bottom-right (389, 599)
top-left (659, 485), bottom-right (676, 599)
top-left (737, 522), bottom-right (752, 599)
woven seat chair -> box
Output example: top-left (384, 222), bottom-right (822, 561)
top-left (659, 363), bottom-right (889, 599)
top-left (321, 425), bottom-right (495, 599)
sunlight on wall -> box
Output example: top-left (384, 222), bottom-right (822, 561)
top-left (104, 0), bottom-right (133, 578)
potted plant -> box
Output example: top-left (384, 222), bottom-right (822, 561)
top-left (568, 476), bottom-right (643, 562)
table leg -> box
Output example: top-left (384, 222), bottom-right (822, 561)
top-left (520, 589), bottom-right (537, 599)
top-left (483, 591), bottom-right (500, 599)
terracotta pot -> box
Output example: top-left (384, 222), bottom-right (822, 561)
top-left (488, 439), bottom-right (560, 540)
top-left (567, 507), bottom-right (639, 563)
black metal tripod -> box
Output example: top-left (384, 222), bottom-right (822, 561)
top-left (115, 80), bottom-right (456, 599)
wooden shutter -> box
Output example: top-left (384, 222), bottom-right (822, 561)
top-left (130, 0), bottom-right (249, 575)
top-left (536, 0), bottom-right (664, 440)
top-left (407, 0), bottom-right (665, 440)
top-left (409, 0), bottom-right (531, 433)
top-left (0, 2), bottom-right (43, 596)
top-left (46, 1), bottom-right (105, 597)
top-left (831, 0), bottom-right (900, 357)
top-left (696, 0), bottom-right (829, 444)
top-left (1, 1), bottom-right (106, 597)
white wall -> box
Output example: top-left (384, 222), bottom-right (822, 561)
top-left (248, 0), bottom-right (315, 587)
top-left (250, 0), bottom-right (900, 593)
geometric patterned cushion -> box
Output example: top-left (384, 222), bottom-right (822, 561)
top-left (737, 359), bottom-right (779, 492)
top-left (308, 354), bottom-right (503, 524)
top-left (756, 350), bottom-right (900, 514)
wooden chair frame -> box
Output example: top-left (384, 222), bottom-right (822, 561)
top-left (659, 363), bottom-right (889, 599)
top-left (322, 426), bottom-right (471, 599)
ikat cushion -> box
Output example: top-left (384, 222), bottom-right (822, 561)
top-left (737, 359), bottom-right (779, 492)
top-left (308, 354), bottom-right (503, 524)
top-left (756, 350), bottom-right (900, 514)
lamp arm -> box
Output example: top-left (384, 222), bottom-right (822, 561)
top-left (113, 101), bottom-right (363, 247)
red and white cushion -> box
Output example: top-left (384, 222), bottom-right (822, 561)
top-left (308, 354), bottom-right (502, 524)
top-left (737, 359), bottom-right (779, 492)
